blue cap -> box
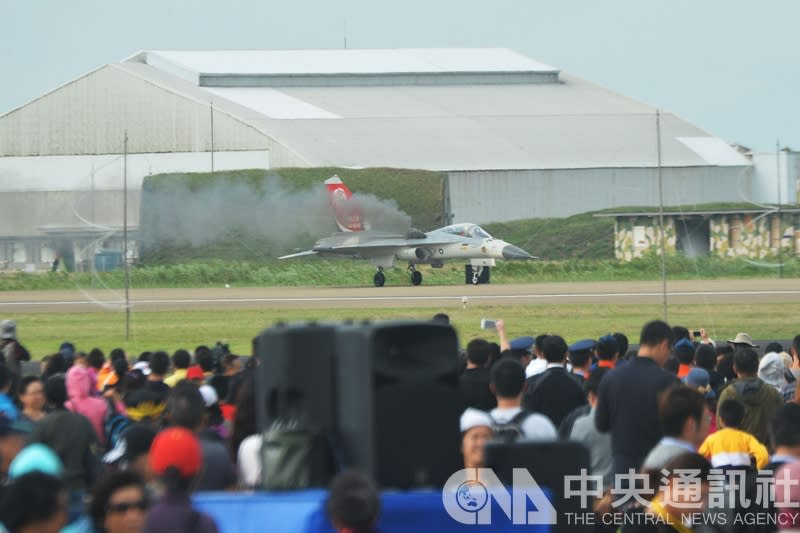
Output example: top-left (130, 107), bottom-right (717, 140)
top-left (509, 336), bottom-right (535, 353)
top-left (569, 339), bottom-right (596, 353)
top-left (9, 444), bottom-right (63, 478)
top-left (674, 338), bottom-right (695, 357)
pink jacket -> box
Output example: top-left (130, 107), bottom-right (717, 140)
top-left (65, 365), bottom-right (108, 444)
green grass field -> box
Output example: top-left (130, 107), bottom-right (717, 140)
top-left (13, 302), bottom-right (798, 360)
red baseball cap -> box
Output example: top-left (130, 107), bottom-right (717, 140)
top-left (186, 365), bottom-right (205, 381)
top-left (149, 427), bottom-right (202, 478)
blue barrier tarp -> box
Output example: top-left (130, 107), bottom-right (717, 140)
top-left (193, 490), bottom-right (551, 533)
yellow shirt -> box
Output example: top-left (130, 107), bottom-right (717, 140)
top-left (164, 368), bottom-right (188, 387)
top-left (698, 427), bottom-right (769, 470)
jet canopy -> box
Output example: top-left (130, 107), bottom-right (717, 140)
top-left (440, 223), bottom-right (493, 239)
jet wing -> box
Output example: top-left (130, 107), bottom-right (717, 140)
top-left (278, 250), bottom-right (319, 260)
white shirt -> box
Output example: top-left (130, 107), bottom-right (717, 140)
top-left (237, 434), bottom-right (263, 488)
top-left (525, 358), bottom-right (547, 378)
top-left (490, 406), bottom-right (557, 440)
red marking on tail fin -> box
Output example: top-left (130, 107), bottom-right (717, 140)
top-left (324, 175), bottom-right (364, 232)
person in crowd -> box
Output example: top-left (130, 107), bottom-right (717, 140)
top-left (621, 453), bottom-right (712, 533)
top-left (459, 408), bottom-right (494, 469)
top-left (663, 355), bottom-right (680, 376)
top-left (523, 335), bottom-right (587, 428)
top-left (0, 416), bottom-right (27, 481)
top-left (65, 364), bottom-right (109, 445)
top-left (198, 384), bottom-right (228, 441)
top-left (459, 338), bottom-right (497, 411)
top-left (728, 332), bottom-right (758, 353)
top-left (29, 375), bottom-right (101, 495)
top-left (59, 342), bottom-right (76, 368)
top-left (489, 359), bottom-right (556, 440)
top-left (0, 320), bottom-right (30, 377)
top-left (98, 349), bottom-right (128, 392)
top-left (165, 382), bottom-right (236, 491)
top-left (774, 461), bottom-right (800, 532)
top-left (164, 349), bottom-right (191, 388)
top-left (103, 423), bottom-right (157, 484)
top-left (89, 470), bottom-right (148, 533)
top-left (17, 375), bottom-right (45, 423)
top-left (673, 338), bottom-right (695, 378)
top-left (595, 334), bottom-right (619, 370)
top-left (716, 351), bottom-right (736, 386)
top-left (194, 346), bottom-right (215, 381)
top-left (0, 365), bottom-right (20, 421)
top-left (767, 403), bottom-right (800, 471)
top-left (698, 398), bottom-right (768, 470)
top-left (716, 348), bottom-right (783, 447)
top-left (145, 427), bottom-right (218, 533)
top-left (789, 334), bottom-right (800, 381)
top-left (232, 374), bottom-right (261, 487)
top-left (565, 367), bottom-right (613, 487)
top-left (0, 471), bottom-right (68, 533)
top-left (683, 367), bottom-right (717, 436)
top-left (758, 351), bottom-right (795, 402)
top-left (145, 352), bottom-right (171, 401)
top-left (596, 320), bottom-right (678, 477)
top-left (641, 384), bottom-right (710, 471)
top-left (568, 339), bottom-right (595, 380)
top-left (326, 470), bottom-right (380, 533)
top-left (525, 334), bottom-right (549, 378)
top-left (694, 343), bottom-right (725, 396)
top-left (87, 348), bottom-right (106, 380)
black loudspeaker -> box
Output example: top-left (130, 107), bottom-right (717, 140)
top-left (254, 323), bottom-right (337, 434)
top-left (335, 321), bottom-right (465, 489)
top-left (465, 265), bottom-right (491, 284)
top-left (483, 440), bottom-right (592, 533)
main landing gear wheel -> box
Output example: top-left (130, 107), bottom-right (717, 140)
top-left (408, 264), bottom-right (423, 286)
top-left (373, 270), bottom-right (386, 287)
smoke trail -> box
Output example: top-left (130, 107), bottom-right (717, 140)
top-left (138, 175), bottom-right (412, 257)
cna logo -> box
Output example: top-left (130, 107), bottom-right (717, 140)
top-left (442, 468), bottom-right (556, 525)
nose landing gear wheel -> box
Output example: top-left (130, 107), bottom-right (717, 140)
top-left (411, 270), bottom-right (423, 286)
top-left (373, 271), bottom-right (386, 287)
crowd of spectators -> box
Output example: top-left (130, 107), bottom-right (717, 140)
top-left (457, 318), bottom-right (800, 532)
top-left (0, 314), bottom-right (799, 532)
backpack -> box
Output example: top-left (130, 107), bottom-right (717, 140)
top-left (260, 418), bottom-right (337, 490)
top-left (104, 398), bottom-right (132, 452)
top-left (490, 410), bottom-right (532, 443)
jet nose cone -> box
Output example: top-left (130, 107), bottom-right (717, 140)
top-left (502, 244), bottom-right (534, 260)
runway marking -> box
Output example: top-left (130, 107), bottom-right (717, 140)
top-left (3, 289), bottom-right (800, 306)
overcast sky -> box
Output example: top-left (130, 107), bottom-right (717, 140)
top-left (1, 0), bottom-right (796, 152)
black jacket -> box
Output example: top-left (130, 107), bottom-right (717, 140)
top-left (523, 366), bottom-right (587, 428)
top-left (459, 367), bottom-right (497, 411)
top-left (595, 356), bottom-right (679, 477)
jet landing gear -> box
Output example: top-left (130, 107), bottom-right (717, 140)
top-left (373, 267), bottom-right (386, 287)
top-left (408, 264), bottom-right (423, 286)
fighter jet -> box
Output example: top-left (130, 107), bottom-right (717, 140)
top-left (279, 176), bottom-right (535, 286)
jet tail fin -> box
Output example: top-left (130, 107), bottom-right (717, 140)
top-left (325, 175), bottom-right (365, 232)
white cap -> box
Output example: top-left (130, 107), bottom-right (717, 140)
top-left (460, 408), bottom-right (493, 433)
top-left (199, 384), bottom-right (218, 407)
top-left (132, 361), bottom-right (151, 376)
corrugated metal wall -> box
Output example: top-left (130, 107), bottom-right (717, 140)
top-left (0, 190), bottom-right (140, 237)
top-left (447, 166), bottom-right (753, 223)
top-left (0, 66), bottom-right (269, 156)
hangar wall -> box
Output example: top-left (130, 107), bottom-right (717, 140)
top-left (447, 166), bottom-right (753, 223)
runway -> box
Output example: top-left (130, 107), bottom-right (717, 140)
top-left (0, 278), bottom-right (797, 313)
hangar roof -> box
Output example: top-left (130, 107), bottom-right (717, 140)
top-left (1, 48), bottom-right (751, 171)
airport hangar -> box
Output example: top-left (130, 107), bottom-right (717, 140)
top-left (0, 48), bottom-right (754, 270)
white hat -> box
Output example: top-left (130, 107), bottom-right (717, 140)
top-left (1, 320), bottom-right (16, 340)
top-left (728, 332), bottom-right (758, 347)
top-left (758, 352), bottom-right (787, 390)
top-left (198, 384), bottom-right (218, 407)
top-left (460, 408), bottom-right (493, 433)
top-left (132, 361), bottom-right (151, 376)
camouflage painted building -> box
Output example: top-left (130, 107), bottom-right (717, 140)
top-left (599, 209), bottom-right (800, 262)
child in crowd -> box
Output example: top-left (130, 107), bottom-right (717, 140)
top-left (698, 398), bottom-right (769, 469)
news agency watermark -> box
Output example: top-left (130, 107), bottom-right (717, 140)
top-left (441, 467), bottom-right (800, 526)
